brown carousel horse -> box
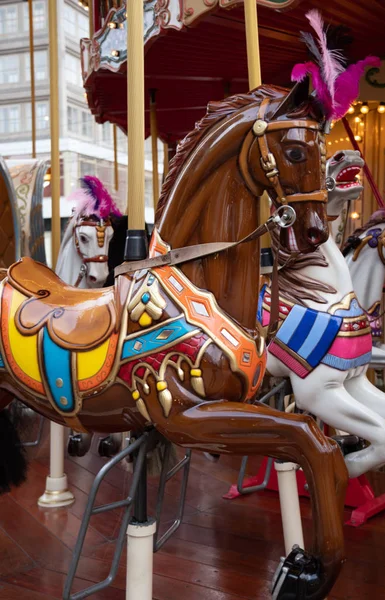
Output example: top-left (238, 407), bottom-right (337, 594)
top-left (0, 82), bottom-right (347, 599)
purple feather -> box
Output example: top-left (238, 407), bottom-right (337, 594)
top-left (333, 56), bottom-right (381, 120)
top-left (68, 176), bottom-right (122, 220)
top-left (291, 61), bottom-right (334, 119)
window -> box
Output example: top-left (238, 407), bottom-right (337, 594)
top-left (0, 105), bottom-right (21, 134)
top-left (64, 4), bottom-right (76, 36)
top-left (0, 6), bottom-right (18, 35)
top-left (26, 102), bottom-right (49, 130)
top-left (23, 1), bottom-right (46, 32)
top-left (80, 160), bottom-right (96, 178)
top-left (78, 13), bottom-right (89, 38)
top-left (81, 111), bottom-right (92, 138)
top-left (67, 105), bottom-right (79, 134)
top-left (102, 123), bottom-right (111, 143)
top-left (0, 55), bottom-right (20, 85)
top-left (65, 53), bottom-right (82, 87)
top-left (64, 4), bottom-right (89, 39)
top-left (25, 51), bottom-right (48, 82)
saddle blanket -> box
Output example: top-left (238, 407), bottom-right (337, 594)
top-left (259, 286), bottom-right (372, 378)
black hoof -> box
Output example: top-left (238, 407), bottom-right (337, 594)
top-left (68, 434), bottom-right (90, 457)
top-left (98, 435), bottom-right (120, 458)
top-left (331, 434), bottom-right (367, 457)
top-left (271, 546), bottom-right (322, 599)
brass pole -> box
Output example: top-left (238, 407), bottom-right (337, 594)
top-left (244, 0), bottom-right (270, 247)
top-left (88, 0), bottom-right (94, 38)
top-left (28, 0), bottom-right (36, 159)
top-left (163, 142), bottom-right (169, 178)
top-left (48, 0), bottom-right (61, 267)
top-left (150, 89), bottom-right (159, 209)
top-left (113, 124), bottom-right (119, 191)
top-left (244, 0), bottom-right (261, 89)
top-left (126, 0), bottom-right (145, 229)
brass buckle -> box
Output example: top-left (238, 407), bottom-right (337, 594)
top-left (260, 153), bottom-right (279, 179)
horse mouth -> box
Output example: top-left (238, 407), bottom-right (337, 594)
top-left (336, 166), bottom-right (362, 189)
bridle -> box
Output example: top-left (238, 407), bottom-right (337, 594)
top-left (346, 227), bottom-right (385, 267)
top-left (239, 98), bottom-right (328, 205)
top-left (73, 218), bottom-right (110, 287)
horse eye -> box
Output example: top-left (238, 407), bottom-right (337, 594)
top-left (285, 147), bottom-right (306, 163)
top-left (79, 235), bottom-right (88, 244)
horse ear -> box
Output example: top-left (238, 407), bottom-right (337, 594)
top-left (270, 77), bottom-right (311, 120)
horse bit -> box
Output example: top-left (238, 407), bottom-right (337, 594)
top-left (73, 218), bottom-right (110, 287)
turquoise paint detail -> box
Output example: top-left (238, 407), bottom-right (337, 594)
top-left (141, 292), bottom-right (150, 304)
top-left (122, 316), bottom-right (197, 360)
top-left (0, 353), bottom-right (4, 368)
top-left (42, 328), bottom-right (74, 413)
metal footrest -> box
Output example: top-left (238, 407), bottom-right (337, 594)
top-left (154, 443), bottom-right (191, 552)
top-left (63, 430), bottom-right (155, 600)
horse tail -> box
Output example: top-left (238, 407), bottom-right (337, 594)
top-left (0, 394), bottom-right (28, 493)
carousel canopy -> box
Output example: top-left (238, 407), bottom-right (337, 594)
top-left (81, 0), bottom-right (384, 143)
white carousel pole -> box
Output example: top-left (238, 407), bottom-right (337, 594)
top-left (38, 0), bottom-right (74, 509)
top-left (275, 462), bottom-right (304, 555)
top-left (125, 2), bottom-right (156, 599)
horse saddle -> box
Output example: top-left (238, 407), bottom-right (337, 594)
top-left (7, 257), bottom-right (119, 351)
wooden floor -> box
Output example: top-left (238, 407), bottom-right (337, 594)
top-left (1, 420), bottom-right (385, 600)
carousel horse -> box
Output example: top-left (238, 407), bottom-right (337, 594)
top-left (343, 211), bottom-right (385, 366)
top-left (0, 73), bottom-right (349, 598)
top-left (56, 176), bottom-right (123, 457)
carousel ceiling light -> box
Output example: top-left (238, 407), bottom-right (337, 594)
top-left (354, 135), bottom-right (362, 142)
top-left (340, 137), bottom-right (344, 142)
top-left (345, 137), bottom-right (349, 141)
top-left (354, 116), bottom-right (362, 123)
top-left (327, 141), bottom-right (332, 145)
top-left (360, 102), bottom-right (369, 114)
top-left (111, 50), bottom-right (120, 57)
top-left (351, 212), bottom-right (360, 219)
top-left (347, 106), bottom-right (355, 114)
top-left (378, 102), bottom-right (385, 114)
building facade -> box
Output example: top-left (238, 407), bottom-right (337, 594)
top-left (0, 0), bottom-right (161, 264)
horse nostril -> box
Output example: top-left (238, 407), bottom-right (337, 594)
top-left (306, 227), bottom-right (325, 246)
top-left (89, 275), bottom-right (97, 283)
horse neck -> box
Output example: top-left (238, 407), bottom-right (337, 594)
top-left (55, 218), bottom-right (83, 286)
top-left (345, 229), bottom-right (385, 311)
top-left (291, 237), bottom-right (354, 312)
top-left (158, 106), bottom-right (260, 332)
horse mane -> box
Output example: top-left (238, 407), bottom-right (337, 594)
top-left (343, 209), bottom-right (385, 256)
top-left (155, 85), bottom-right (290, 224)
top-left (271, 230), bottom-right (336, 305)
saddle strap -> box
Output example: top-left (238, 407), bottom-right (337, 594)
top-left (115, 216), bottom-right (279, 277)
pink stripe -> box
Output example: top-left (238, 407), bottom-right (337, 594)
top-left (269, 342), bottom-right (309, 378)
top-left (262, 309), bottom-right (271, 327)
top-left (327, 334), bottom-right (372, 359)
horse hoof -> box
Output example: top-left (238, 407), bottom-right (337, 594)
top-left (271, 545), bottom-right (322, 599)
top-left (331, 434), bottom-right (367, 456)
top-left (68, 434), bottom-right (90, 457)
top-left (98, 435), bottom-right (120, 458)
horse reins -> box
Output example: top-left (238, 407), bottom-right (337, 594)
top-left (239, 98), bottom-right (328, 205)
top-left (73, 219), bottom-right (110, 287)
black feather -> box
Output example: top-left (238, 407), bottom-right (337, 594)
top-left (300, 31), bottom-right (322, 65)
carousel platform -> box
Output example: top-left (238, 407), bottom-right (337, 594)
top-left (0, 420), bottom-right (384, 599)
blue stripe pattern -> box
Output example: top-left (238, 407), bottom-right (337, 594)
top-left (322, 350), bottom-right (372, 371)
top-left (276, 305), bottom-right (342, 368)
top-left (257, 284), bottom-right (266, 325)
top-left (122, 316), bottom-right (197, 361)
top-left (42, 328), bottom-right (74, 412)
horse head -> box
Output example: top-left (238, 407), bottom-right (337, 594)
top-left (326, 150), bottom-right (364, 218)
top-left (57, 176), bottom-right (121, 288)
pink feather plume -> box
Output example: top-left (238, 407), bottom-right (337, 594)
top-left (67, 176), bottom-right (122, 220)
top-left (291, 61), bottom-right (334, 119)
top-left (333, 56), bottom-right (381, 120)
top-left (306, 10), bottom-right (345, 100)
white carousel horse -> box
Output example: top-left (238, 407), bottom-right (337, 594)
top-left (344, 211), bottom-right (385, 367)
top-left (56, 176), bottom-right (117, 288)
top-left (56, 176), bottom-right (123, 458)
top-left (262, 150), bottom-right (385, 479)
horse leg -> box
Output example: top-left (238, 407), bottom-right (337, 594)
top-left (155, 400), bottom-right (346, 600)
top-left (290, 365), bottom-right (385, 478)
top-left (345, 367), bottom-right (385, 419)
top-left (0, 390), bottom-right (28, 492)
